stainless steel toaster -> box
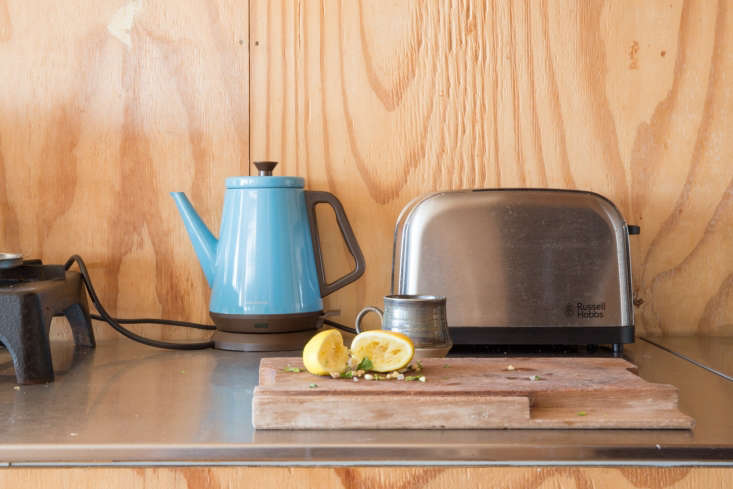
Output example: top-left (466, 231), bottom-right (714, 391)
top-left (391, 189), bottom-right (639, 351)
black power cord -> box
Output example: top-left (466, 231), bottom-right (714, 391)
top-left (64, 255), bottom-right (215, 350)
top-left (323, 318), bottom-right (356, 335)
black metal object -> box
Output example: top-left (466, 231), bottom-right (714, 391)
top-left (0, 260), bottom-right (95, 384)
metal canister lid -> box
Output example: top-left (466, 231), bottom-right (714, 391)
top-left (0, 252), bottom-right (23, 269)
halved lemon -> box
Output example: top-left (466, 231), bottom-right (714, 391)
top-left (302, 329), bottom-right (349, 376)
top-left (350, 330), bottom-right (415, 372)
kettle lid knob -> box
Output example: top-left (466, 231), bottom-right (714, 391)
top-left (253, 161), bottom-right (278, 176)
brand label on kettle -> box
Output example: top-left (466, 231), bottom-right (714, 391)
top-left (572, 302), bottom-right (605, 319)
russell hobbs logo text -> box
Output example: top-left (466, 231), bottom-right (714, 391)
top-left (576, 302), bottom-right (605, 319)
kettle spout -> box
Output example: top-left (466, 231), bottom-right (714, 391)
top-left (171, 192), bottom-right (218, 287)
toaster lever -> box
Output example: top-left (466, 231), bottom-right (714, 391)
top-left (627, 225), bottom-right (641, 235)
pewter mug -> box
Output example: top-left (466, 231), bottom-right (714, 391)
top-left (355, 295), bottom-right (452, 350)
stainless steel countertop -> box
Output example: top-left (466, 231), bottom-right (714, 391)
top-left (0, 339), bottom-right (731, 466)
top-left (640, 336), bottom-right (733, 381)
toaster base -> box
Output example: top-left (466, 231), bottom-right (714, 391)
top-left (450, 326), bottom-right (634, 347)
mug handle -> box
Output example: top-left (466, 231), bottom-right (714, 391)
top-left (355, 306), bottom-right (383, 334)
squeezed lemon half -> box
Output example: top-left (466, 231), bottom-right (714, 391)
top-left (350, 330), bottom-right (415, 373)
top-left (302, 329), bottom-right (350, 376)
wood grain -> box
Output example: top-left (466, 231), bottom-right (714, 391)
top-left (0, 1), bottom-right (249, 341)
top-left (1, 467), bottom-right (732, 489)
top-left (0, 1), bottom-right (730, 345)
top-left (249, 0), bottom-right (733, 336)
top-left (253, 357), bottom-right (692, 429)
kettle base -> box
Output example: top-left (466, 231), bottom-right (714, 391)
top-left (211, 310), bottom-right (323, 334)
top-left (211, 329), bottom-right (317, 352)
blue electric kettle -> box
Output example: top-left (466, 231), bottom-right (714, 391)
top-left (171, 161), bottom-right (365, 350)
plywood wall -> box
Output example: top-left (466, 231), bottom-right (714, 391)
top-left (2, 466), bottom-right (732, 489)
top-left (0, 1), bottom-right (730, 342)
top-left (250, 0), bottom-right (733, 336)
top-left (0, 0), bottom-right (249, 341)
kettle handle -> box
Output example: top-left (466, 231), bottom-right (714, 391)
top-left (305, 191), bottom-right (366, 297)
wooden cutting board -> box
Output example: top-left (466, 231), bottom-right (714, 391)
top-left (252, 357), bottom-right (694, 430)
